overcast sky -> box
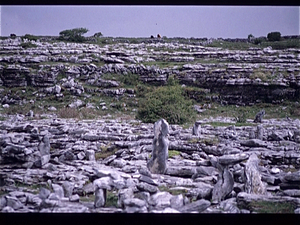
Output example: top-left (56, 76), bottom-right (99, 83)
top-left (1, 5), bottom-right (299, 38)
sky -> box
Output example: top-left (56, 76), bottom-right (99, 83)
top-left (0, 5), bottom-right (299, 39)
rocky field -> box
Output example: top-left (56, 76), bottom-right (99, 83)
top-left (0, 36), bottom-right (300, 213)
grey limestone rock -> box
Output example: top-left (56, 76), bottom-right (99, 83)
top-left (244, 154), bottom-right (266, 195)
top-left (218, 198), bottom-right (240, 213)
top-left (170, 194), bottom-right (185, 210)
top-left (218, 153), bottom-right (249, 166)
top-left (93, 177), bottom-right (113, 191)
top-left (94, 188), bottom-right (106, 208)
top-left (136, 182), bottom-right (158, 194)
top-left (123, 198), bottom-right (147, 213)
top-left (256, 125), bottom-right (264, 140)
top-left (69, 194), bottom-right (80, 202)
top-left (118, 188), bottom-right (134, 208)
top-left (52, 183), bottom-right (64, 199)
top-left (147, 119), bottom-right (169, 174)
top-left (240, 139), bottom-right (268, 148)
top-left (192, 121), bottom-right (202, 136)
top-left (165, 166), bottom-right (196, 178)
top-left (85, 150), bottom-right (95, 161)
top-left (5, 195), bottom-right (24, 210)
top-left (180, 199), bottom-right (211, 213)
top-left (62, 181), bottom-right (74, 197)
top-left (254, 109), bottom-right (265, 123)
top-left (211, 167), bottom-right (234, 204)
top-left (148, 191), bottom-right (173, 210)
top-left (39, 187), bottom-right (51, 200)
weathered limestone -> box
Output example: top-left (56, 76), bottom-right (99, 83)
top-left (192, 121), bottom-right (201, 136)
top-left (147, 119), bottom-right (169, 174)
top-left (254, 109), bottom-right (265, 123)
top-left (244, 154), bottom-right (266, 195)
top-left (34, 135), bottom-right (50, 168)
top-left (211, 166), bottom-right (234, 204)
top-left (0, 114), bottom-right (300, 213)
top-left (237, 192), bottom-right (300, 213)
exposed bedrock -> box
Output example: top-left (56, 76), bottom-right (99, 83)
top-left (0, 116), bottom-right (299, 213)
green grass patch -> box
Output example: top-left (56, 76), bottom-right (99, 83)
top-left (200, 137), bottom-right (219, 146)
top-left (168, 150), bottom-right (181, 158)
top-left (105, 191), bottom-right (119, 208)
top-left (20, 42), bottom-right (38, 49)
top-left (207, 40), bottom-right (258, 50)
top-left (80, 194), bottom-right (95, 202)
top-left (95, 145), bottom-right (117, 160)
top-left (260, 39), bottom-right (300, 49)
top-left (158, 186), bottom-right (188, 196)
top-left (249, 201), bottom-right (296, 213)
top-left (14, 181), bottom-right (50, 194)
top-left (188, 138), bottom-right (200, 144)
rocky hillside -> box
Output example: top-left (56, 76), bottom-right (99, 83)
top-left (0, 36), bottom-right (300, 213)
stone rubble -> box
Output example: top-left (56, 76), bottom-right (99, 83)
top-left (0, 115), bottom-right (299, 213)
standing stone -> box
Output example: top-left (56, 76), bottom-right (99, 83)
top-left (249, 129), bottom-right (256, 139)
top-left (62, 181), bottom-right (74, 197)
top-left (34, 135), bottom-right (50, 167)
top-left (244, 154), bottom-right (266, 195)
top-left (294, 130), bottom-right (300, 143)
top-left (147, 119), bottom-right (169, 174)
top-left (253, 109), bottom-right (265, 123)
top-left (85, 150), bottom-right (95, 161)
top-left (211, 166), bottom-right (234, 204)
top-left (52, 183), bottom-right (64, 199)
top-left (192, 121), bottom-right (201, 136)
top-left (256, 125), bottom-right (264, 140)
top-left (38, 187), bottom-right (51, 200)
top-left (94, 188), bottom-right (106, 208)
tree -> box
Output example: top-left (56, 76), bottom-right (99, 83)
top-left (267, 32), bottom-right (281, 42)
top-left (58, 27), bottom-right (89, 42)
top-left (248, 34), bottom-right (254, 43)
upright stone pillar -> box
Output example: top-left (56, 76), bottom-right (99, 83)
top-left (256, 125), bottom-right (264, 140)
top-left (147, 119), bottom-right (169, 174)
top-left (244, 154), bottom-right (266, 195)
top-left (211, 165), bottom-right (234, 204)
top-left (192, 121), bottom-right (201, 136)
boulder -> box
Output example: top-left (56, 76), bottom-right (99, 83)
top-left (180, 199), bottom-right (211, 213)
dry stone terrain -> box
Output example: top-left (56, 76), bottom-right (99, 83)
top-left (0, 36), bottom-right (300, 213)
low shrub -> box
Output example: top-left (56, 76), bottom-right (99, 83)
top-left (20, 42), bottom-right (37, 49)
top-left (22, 34), bottom-right (39, 41)
top-left (136, 83), bottom-right (197, 125)
top-left (249, 201), bottom-right (296, 213)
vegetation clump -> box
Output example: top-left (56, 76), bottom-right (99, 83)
top-left (136, 81), bottom-right (197, 125)
top-left (58, 27), bottom-right (89, 43)
top-left (267, 31), bottom-right (281, 42)
top-left (249, 201), bottom-right (296, 213)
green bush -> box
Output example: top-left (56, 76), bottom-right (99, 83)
top-left (20, 42), bottom-right (37, 49)
top-left (267, 32), bottom-right (281, 42)
top-left (254, 37), bottom-right (266, 45)
top-left (136, 83), bottom-right (197, 125)
top-left (58, 27), bottom-right (89, 43)
top-left (93, 32), bottom-right (103, 38)
top-left (22, 34), bottom-right (38, 41)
